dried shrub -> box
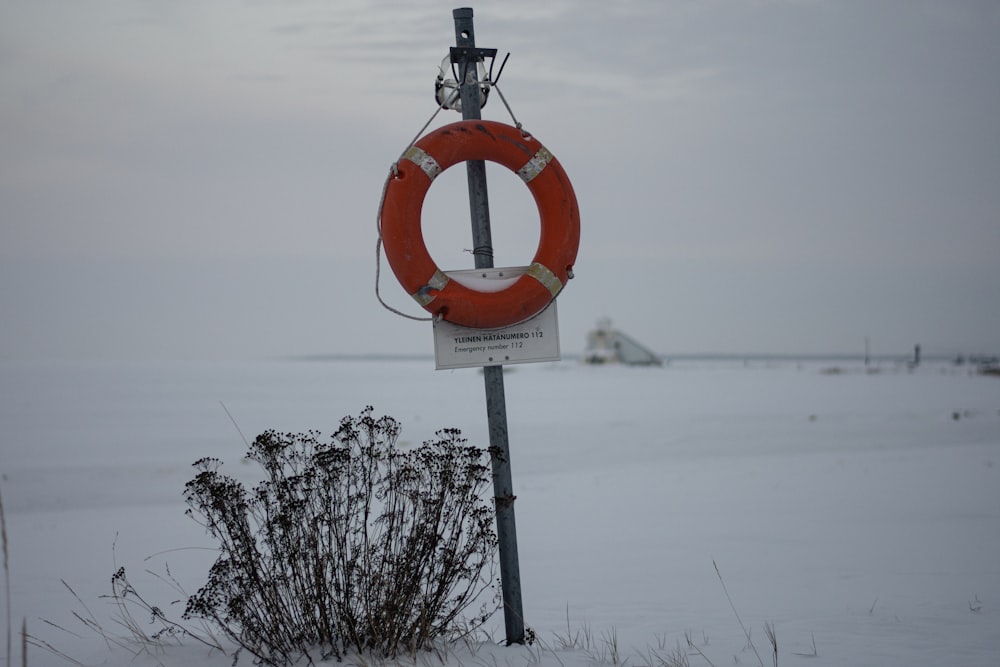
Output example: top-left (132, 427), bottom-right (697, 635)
top-left (182, 407), bottom-right (498, 664)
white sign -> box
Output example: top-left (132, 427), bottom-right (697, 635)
top-left (433, 267), bottom-right (561, 370)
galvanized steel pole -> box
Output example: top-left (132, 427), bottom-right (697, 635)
top-left (452, 7), bottom-right (525, 645)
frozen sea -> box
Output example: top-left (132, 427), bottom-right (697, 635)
top-left (1, 356), bottom-right (998, 666)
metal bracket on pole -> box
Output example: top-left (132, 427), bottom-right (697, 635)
top-left (451, 6), bottom-right (526, 646)
top-left (449, 46), bottom-right (498, 63)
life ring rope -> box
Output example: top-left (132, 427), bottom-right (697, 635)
top-left (375, 99), bottom-right (457, 322)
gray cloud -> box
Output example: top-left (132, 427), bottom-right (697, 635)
top-left (1, 0), bottom-right (997, 359)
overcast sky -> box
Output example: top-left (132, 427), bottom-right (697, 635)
top-left (2, 0), bottom-right (998, 361)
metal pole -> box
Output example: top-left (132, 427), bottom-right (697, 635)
top-left (452, 6), bottom-right (525, 645)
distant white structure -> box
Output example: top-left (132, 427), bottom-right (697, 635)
top-left (582, 318), bottom-right (663, 366)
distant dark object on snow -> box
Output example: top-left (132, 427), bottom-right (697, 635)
top-left (582, 318), bottom-right (663, 366)
top-left (975, 356), bottom-right (1000, 377)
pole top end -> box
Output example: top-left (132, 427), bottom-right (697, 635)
top-left (453, 7), bottom-right (474, 19)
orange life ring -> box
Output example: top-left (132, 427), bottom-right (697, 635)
top-left (380, 120), bottom-right (580, 329)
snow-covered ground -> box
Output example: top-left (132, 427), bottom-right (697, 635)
top-left (2, 357), bottom-right (998, 666)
